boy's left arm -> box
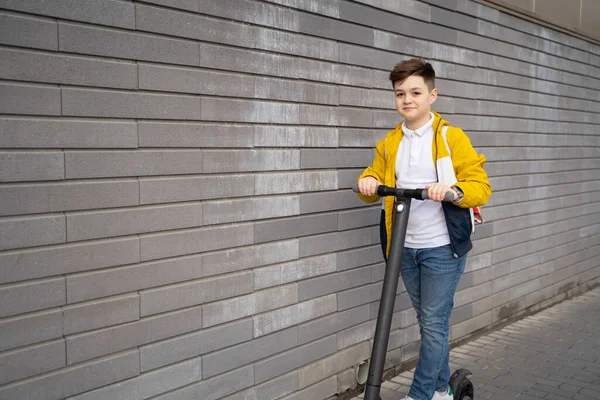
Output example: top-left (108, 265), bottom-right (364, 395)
top-left (450, 128), bottom-right (492, 208)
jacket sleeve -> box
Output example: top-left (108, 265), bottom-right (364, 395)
top-left (449, 128), bottom-right (492, 208)
top-left (357, 137), bottom-right (387, 204)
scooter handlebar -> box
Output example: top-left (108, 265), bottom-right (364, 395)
top-left (352, 184), bottom-right (455, 202)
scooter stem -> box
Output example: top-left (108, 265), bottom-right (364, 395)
top-left (364, 196), bottom-right (412, 400)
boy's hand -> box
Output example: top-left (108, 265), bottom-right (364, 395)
top-left (358, 176), bottom-right (381, 197)
top-left (425, 183), bottom-right (457, 202)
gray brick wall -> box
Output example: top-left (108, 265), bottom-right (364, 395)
top-left (0, 0), bottom-right (599, 399)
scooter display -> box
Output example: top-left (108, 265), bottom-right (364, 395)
top-left (352, 184), bottom-right (474, 400)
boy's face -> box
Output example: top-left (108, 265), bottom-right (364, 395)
top-left (393, 75), bottom-right (437, 126)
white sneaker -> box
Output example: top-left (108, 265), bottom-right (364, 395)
top-left (431, 387), bottom-right (453, 400)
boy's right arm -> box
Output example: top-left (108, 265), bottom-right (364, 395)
top-left (357, 140), bottom-right (386, 203)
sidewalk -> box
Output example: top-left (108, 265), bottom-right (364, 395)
top-left (351, 287), bottom-right (600, 400)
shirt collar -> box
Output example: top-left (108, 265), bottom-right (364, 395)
top-left (401, 112), bottom-right (434, 137)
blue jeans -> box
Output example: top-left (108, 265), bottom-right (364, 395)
top-left (401, 245), bottom-right (467, 400)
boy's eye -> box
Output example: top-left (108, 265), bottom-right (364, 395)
top-left (413, 92), bottom-right (421, 96)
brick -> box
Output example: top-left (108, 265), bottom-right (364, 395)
top-left (137, 3), bottom-right (257, 47)
top-left (299, 304), bottom-right (371, 345)
top-left (299, 266), bottom-right (371, 301)
top-left (263, 0), bottom-right (339, 17)
top-left (255, 212), bottom-right (338, 243)
top-left (66, 357), bottom-right (201, 400)
top-left (63, 293), bottom-right (139, 335)
top-left (336, 320), bottom-right (376, 350)
top-left (254, 294), bottom-right (337, 337)
top-left (139, 63), bottom-right (254, 97)
top-left (337, 282), bottom-right (382, 311)
top-left (337, 368), bottom-right (355, 393)
top-left (338, 168), bottom-right (368, 188)
top-left (0, 214), bottom-right (65, 251)
top-left (153, 365), bottom-right (253, 400)
top-left (203, 150), bottom-right (299, 173)
top-left (203, 284), bottom-right (298, 328)
top-left (139, 122), bottom-right (253, 148)
top-left (203, 239), bottom-right (298, 277)
top-left (338, 207), bottom-right (380, 231)
top-left (255, 171), bottom-right (338, 195)
top-left (255, 335), bottom-right (338, 383)
top-left (301, 190), bottom-right (367, 214)
top-left (142, 0), bottom-right (198, 11)
top-left (140, 271), bottom-right (252, 316)
top-left (62, 88), bottom-right (202, 119)
top-left (299, 104), bottom-right (372, 127)
top-left (372, 110), bottom-right (401, 129)
top-left (0, 309), bottom-right (63, 352)
top-left (298, 341), bottom-right (371, 388)
top-left (339, 87), bottom-right (393, 109)
top-left (66, 203), bottom-right (202, 241)
top-left (0, 277), bottom-right (65, 318)
top-left (0, 339), bottom-right (65, 385)
top-left (0, 48), bottom-right (137, 89)
top-left (0, 12), bottom-right (57, 50)
top-left (0, 237), bottom-right (139, 284)
top-left (201, 327), bottom-right (298, 378)
top-left (140, 223), bottom-right (254, 261)
top-left (338, 43), bottom-right (399, 70)
top-left (254, 254), bottom-right (336, 290)
top-left (254, 126), bottom-right (338, 147)
top-left (0, 0), bottom-right (135, 29)
top-left (343, 1), bottom-right (458, 44)
top-left (0, 117), bottom-right (138, 149)
top-left (354, 0), bottom-right (431, 21)
top-left (255, 28), bottom-right (339, 61)
top-left (0, 350), bottom-right (139, 400)
top-left (221, 371), bottom-right (298, 400)
top-left (59, 22), bottom-right (199, 65)
top-left (450, 311), bottom-right (492, 341)
top-left (203, 195), bottom-right (299, 225)
top-left (298, 12), bottom-right (374, 46)
top-left (431, 5), bottom-right (477, 32)
top-left (420, 0), bottom-right (457, 9)
top-left (66, 306), bottom-right (202, 365)
top-left (373, 31), bottom-right (477, 66)
top-left (336, 245), bottom-right (384, 271)
top-left (140, 174), bottom-right (254, 204)
top-left (299, 226), bottom-right (376, 257)
top-left (67, 254), bottom-right (203, 303)
top-left (0, 151), bottom-right (64, 182)
top-left (387, 325), bottom-right (420, 351)
top-left (279, 376), bottom-right (337, 400)
top-left (202, 98), bottom-right (298, 124)
top-left (301, 149), bottom-right (373, 169)
top-left (0, 82), bottom-right (60, 116)
top-left (0, 179), bottom-right (139, 217)
top-left (200, 43), bottom-right (298, 78)
top-left (198, 0), bottom-right (299, 30)
top-left (255, 77), bottom-right (338, 105)
top-left (140, 318), bottom-right (252, 372)
top-left (297, 58), bottom-right (373, 87)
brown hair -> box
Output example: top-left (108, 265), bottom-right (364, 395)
top-left (389, 58), bottom-right (435, 91)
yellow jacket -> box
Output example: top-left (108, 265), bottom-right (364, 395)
top-left (358, 112), bottom-right (491, 257)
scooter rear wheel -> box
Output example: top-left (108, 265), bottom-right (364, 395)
top-left (449, 368), bottom-right (474, 400)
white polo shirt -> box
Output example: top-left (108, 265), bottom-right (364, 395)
top-left (396, 113), bottom-right (451, 248)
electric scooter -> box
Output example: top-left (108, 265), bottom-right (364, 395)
top-left (352, 184), bottom-right (474, 400)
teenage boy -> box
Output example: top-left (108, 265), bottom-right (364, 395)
top-left (357, 59), bottom-right (491, 400)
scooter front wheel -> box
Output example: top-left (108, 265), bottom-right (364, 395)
top-left (449, 368), bottom-right (474, 400)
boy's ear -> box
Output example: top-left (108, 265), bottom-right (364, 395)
top-left (429, 88), bottom-right (438, 104)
